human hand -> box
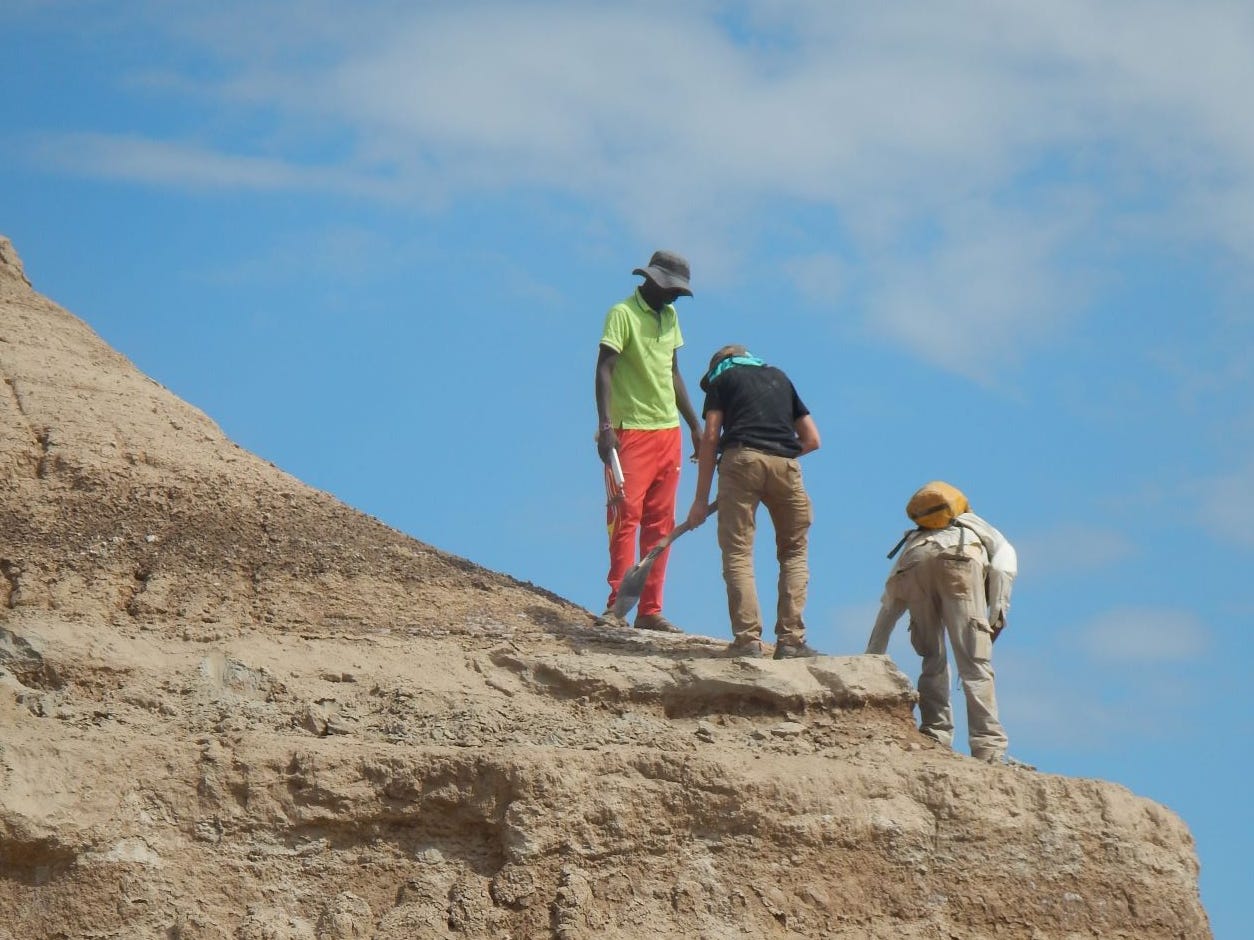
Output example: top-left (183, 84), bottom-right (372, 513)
top-left (597, 426), bottom-right (620, 464)
top-left (686, 500), bottom-right (712, 530)
top-left (689, 427), bottom-right (702, 463)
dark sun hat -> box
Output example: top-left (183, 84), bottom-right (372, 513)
top-left (632, 250), bottom-right (693, 296)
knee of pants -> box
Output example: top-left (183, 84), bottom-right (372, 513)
top-left (775, 537), bottom-right (809, 562)
top-left (717, 514), bottom-right (757, 555)
top-left (908, 620), bottom-right (944, 659)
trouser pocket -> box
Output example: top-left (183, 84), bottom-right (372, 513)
top-left (962, 618), bottom-right (993, 663)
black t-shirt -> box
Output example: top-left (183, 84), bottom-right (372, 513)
top-left (702, 364), bottom-right (810, 458)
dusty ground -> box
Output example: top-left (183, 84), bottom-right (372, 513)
top-left (0, 236), bottom-right (1212, 939)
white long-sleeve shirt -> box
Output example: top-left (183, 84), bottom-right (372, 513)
top-left (866, 512), bottom-right (1017, 654)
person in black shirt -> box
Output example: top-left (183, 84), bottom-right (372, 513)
top-left (685, 345), bottom-right (822, 658)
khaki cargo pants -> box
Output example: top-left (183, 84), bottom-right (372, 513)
top-left (890, 539), bottom-right (1007, 761)
top-left (716, 447), bottom-right (812, 646)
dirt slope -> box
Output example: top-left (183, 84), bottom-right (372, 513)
top-left (0, 236), bottom-right (1210, 939)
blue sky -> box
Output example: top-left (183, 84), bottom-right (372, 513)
top-left (2, 2), bottom-right (1250, 934)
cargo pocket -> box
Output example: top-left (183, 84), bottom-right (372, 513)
top-left (968, 619), bottom-right (993, 662)
top-left (939, 554), bottom-right (974, 598)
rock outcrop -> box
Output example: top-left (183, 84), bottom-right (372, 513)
top-left (0, 236), bottom-right (1211, 938)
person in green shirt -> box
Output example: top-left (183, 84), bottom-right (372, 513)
top-left (594, 250), bottom-right (702, 632)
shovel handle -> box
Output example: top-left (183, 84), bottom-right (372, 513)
top-left (635, 501), bottom-right (719, 566)
top-left (610, 501), bottom-right (718, 619)
top-left (658, 500), bottom-right (718, 549)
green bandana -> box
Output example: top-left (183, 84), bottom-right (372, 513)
top-left (700, 354), bottom-right (764, 392)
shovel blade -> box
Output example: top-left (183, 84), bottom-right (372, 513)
top-left (611, 553), bottom-right (658, 618)
top-left (608, 501), bottom-right (717, 619)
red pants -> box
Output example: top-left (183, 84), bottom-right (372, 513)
top-left (604, 426), bottom-right (682, 616)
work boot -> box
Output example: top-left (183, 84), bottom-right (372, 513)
top-left (634, 613), bottom-right (683, 633)
top-left (723, 638), bottom-right (768, 657)
top-left (772, 640), bottom-right (819, 660)
top-left (595, 608), bottom-right (629, 629)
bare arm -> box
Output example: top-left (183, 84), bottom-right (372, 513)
top-left (685, 410), bottom-right (722, 529)
top-left (595, 345), bottom-right (619, 462)
top-left (672, 351), bottom-right (702, 459)
top-left (795, 414), bottom-right (820, 456)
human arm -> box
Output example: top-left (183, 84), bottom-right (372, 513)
top-left (595, 344), bottom-right (620, 462)
top-left (794, 414), bottom-right (820, 456)
top-left (986, 541), bottom-right (1017, 640)
top-left (685, 409), bottom-right (722, 529)
top-left (866, 591), bottom-right (907, 655)
top-left (672, 351), bottom-right (702, 460)
top-left (958, 513), bottom-right (1017, 639)
top-left (788, 381), bottom-right (819, 456)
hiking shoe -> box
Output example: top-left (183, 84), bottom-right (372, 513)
top-left (595, 608), bottom-right (629, 629)
top-left (772, 641), bottom-right (819, 660)
top-left (724, 638), bottom-right (769, 657)
top-left (986, 753), bottom-right (1036, 770)
top-left (634, 613), bottom-right (683, 633)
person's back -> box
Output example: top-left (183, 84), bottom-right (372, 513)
top-left (707, 363), bottom-right (805, 458)
top-left (866, 485), bottom-right (1016, 762)
top-left (686, 346), bottom-right (821, 658)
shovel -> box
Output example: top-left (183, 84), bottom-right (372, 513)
top-left (612, 501), bottom-right (718, 618)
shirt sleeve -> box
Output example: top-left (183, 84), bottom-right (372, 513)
top-left (702, 383), bottom-right (724, 419)
top-left (672, 310), bottom-right (684, 350)
top-left (959, 513), bottom-right (1017, 620)
top-left (866, 589), bottom-right (907, 654)
top-left (790, 382), bottom-right (810, 420)
top-left (961, 514), bottom-right (1016, 576)
top-left (600, 304), bottom-right (630, 353)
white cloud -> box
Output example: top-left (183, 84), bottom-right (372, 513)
top-left (1076, 607), bottom-right (1211, 663)
top-left (993, 646), bottom-right (1201, 749)
top-left (822, 597), bottom-right (1213, 751)
top-left (28, 133), bottom-right (392, 197)
top-left (17, 1), bottom-right (1254, 372)
top-left (1014, 523), bottom-right (1137, 580)
top-left (28, 4), bottom-right (1254, 215)
top-left (200, 224), bottom-right (427, 287)
top-left (1193, 461), bottom-right (1254, 548)
top-left (786, 253), bottom-right (848, 308)
top-left (834, 611), bottom-right (1207, 752)
top-left (862, 199), bottom-right (1094, 373)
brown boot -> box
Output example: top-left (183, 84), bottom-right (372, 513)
top-left (634, 613), bottom-right (683, 633)
top-left (723, 638), bottom-right (768, 657)
top-left (772, 640), bottom-right (819, 660)
top-left (595, 608), bottom-right (629, 629)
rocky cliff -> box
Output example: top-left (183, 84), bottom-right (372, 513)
top-left (0, 236), bottom-right (1210, 939)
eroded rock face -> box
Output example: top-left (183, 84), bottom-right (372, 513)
top-left (0, 237), bottom-right (31, 288)
top-left (0, 237), bottom-right (1212, 938)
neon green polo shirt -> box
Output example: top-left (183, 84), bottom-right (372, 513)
top-left (600, 289), bottom-right (684, 429)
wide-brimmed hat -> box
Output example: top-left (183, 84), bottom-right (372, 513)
top-left (632, 250), bottom-right (692, 296)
